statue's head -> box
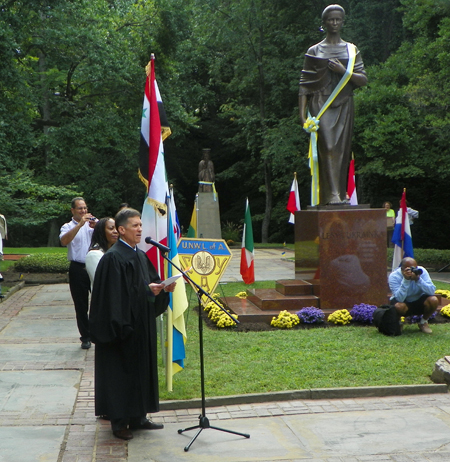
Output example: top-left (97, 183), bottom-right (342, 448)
top-left (321, 4), bottom-right (345, 22)
top-left (202, 148), bottom-right (211, 160)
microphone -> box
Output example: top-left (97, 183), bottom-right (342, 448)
top-left (145, 237), bottom-right (171, 253)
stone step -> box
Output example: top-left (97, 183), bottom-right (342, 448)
top-left (223, 296), bottom-right (335, 324)
top-left (275, 279), bottom-right (320, 296)
top-left (223, 296), bottom-right (298, 323)
top-left (246, 288), bottom-right (319, 311)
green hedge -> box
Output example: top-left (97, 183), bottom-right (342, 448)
top-left (10, 248), bottom-right (450, 274)
top-left (13, 254), bottom-right (70, 273)
top-left (387, 248), bottom-right (450, 271)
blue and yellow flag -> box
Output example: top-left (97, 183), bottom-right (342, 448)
top-left (166, 211), bottom-right (188, 391)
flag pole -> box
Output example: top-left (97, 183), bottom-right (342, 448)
top-left (195, 193), bottom-right (199, 238)
top-left (401, 188), bottom-right (406, 254)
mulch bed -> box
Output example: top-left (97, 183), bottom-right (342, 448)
top-left (1, 254), bottom-right (30, 260)
top-left (196, 303), bottom-right (450, 332)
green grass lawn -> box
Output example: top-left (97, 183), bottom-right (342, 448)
top-left (158, 282), bottom-right (450, 401)
top-left (2, 247), bottom-right (67, 255)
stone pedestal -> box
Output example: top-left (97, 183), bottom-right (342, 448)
top-left (197, 192), bottom-right (222, 239)
top-left (295, 206), bottom-right (388, 310)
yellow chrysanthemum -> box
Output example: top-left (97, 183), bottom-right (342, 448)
top-left (235, 291), bottom-right (248, 299)
top-left (440, 304), bottom-right (450, 318)
top-left (328, 309), bottom-right (353, 325)
top-left (436, 289), bottom-right (450, 299)
top-left (270, 310), bottom-right (300, 329)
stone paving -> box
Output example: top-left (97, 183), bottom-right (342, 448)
top-left (0, 284), bottom-right (127, 462)
top-left (1, 252), bottom-right (450, 461)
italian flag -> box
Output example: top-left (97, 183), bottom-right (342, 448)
top-left (240, 198), bottom-right (255, 284)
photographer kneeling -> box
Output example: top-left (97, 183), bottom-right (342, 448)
top-left (389, 257), bottom-right (439, 334)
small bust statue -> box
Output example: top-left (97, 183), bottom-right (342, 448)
top-left (198, 148), bottom-right (215, 192)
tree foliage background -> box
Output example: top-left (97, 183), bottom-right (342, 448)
top-left (1, 0), bottom-right (449, 248)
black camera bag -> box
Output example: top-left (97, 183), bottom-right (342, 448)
top-left (372, 305), bottom-right (402, 336)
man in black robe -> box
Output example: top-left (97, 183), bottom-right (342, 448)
top-left (89, 208), bottom-right (175, 440)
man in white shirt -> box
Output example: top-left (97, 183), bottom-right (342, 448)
top-left (60, 197), bottom-right (97, 349)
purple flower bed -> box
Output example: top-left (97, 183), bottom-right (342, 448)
top-left (296, 306), bottom-right (325, 324)
top-left (350, 303), bottom-right (377, 324)
top-left (408, 311), bottom-right (437, 324)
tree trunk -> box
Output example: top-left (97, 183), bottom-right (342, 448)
top-left (261, 158), bottom-right (272, 243)
top-left (47, 219), bottom-right (61, 247)
top-left (257, 22), bottom-right (273, 243)
top-left (38, 12), bottom-right (51, 169)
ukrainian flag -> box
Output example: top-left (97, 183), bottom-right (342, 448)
top-left (166, 212), bottom-right (188, 391)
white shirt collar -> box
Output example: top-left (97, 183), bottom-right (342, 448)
top-left (119, 238), bottom-right (137, 251)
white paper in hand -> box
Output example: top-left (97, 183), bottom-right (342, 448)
top-left (161, 273), bottom-right (182, 287)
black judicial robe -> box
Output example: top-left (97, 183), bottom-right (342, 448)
top-left (89, 240), bottom-right (169, 420)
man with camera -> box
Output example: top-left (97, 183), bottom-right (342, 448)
top-left (389, 257), bottom-right (439, 334)
top-left (60, 197), bottom-right (98, 349)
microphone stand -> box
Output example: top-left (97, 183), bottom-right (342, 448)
top-left (159, 250), bottom-right (250, 452)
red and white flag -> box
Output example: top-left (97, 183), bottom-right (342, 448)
top-left (347, 157), bottom-right (358, 205)
top-left (137, 55), bottom-right (171, 276)
top-left (240, 198), bottom-right (255, 284)
top-left (286, 173), bottom-right (301, 224)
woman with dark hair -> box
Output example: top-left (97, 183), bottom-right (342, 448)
top-left (85, 217), bottom-right (119, 287)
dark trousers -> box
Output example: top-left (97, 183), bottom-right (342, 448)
top-left (69, 261), bottom-right (91, 341)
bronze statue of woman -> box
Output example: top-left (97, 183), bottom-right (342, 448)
top-left (299, 4), bottom-right (367, 205)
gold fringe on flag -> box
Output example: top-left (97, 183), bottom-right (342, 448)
top-left (146, 196), bottom-right (167, 217)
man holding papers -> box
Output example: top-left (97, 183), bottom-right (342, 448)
top-left (89, 208), bottom-right (175, 440)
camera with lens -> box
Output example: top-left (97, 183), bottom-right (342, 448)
top-left (410, 266), bottom-right (423, 275)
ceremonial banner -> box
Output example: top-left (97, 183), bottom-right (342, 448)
top-left (177, 238), bottom-right (232, 302)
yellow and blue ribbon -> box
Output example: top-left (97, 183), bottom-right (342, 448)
top-left (198, 181), bottom-right (217, 201)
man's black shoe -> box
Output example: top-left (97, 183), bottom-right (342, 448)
top-left (113, 428), bottom-right (133, 440)
top-left (130, 419), bottom-right (164, 430)
top-left (81, 340), bottom-right (91, 349)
